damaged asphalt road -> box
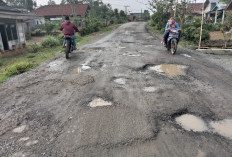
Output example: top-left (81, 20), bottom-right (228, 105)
top-left (1, 22), bottom-right (232, 157)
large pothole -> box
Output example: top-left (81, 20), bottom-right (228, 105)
top-left (72, 65), bottom-right (91, 74)
top-left (175, 114), bottom-right (208, 132)
top-left (145, 64), bottom-right (188, 78)
top-left (174, 113), bottom-right (232, 140)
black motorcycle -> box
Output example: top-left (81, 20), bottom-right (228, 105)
top-left (167, 29), bottom-right (179, 55)
top-left (64, 36), bottom-right (74, 59)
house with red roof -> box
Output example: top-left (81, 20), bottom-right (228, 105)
top-left (189, 3), bottom-right (204, 16)
top-left (32, 4), bottom-right (90, 21)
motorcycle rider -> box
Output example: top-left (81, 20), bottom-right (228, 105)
top-left (60, 16), bottom-right (80, 50)
top-left (162, 17), bottom-right (181, 46)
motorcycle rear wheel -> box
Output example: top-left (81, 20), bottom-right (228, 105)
top-left (65, 39), bottom-right (71, 59)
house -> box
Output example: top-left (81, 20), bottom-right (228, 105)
top-left (128, 14), bottom-right (135, 22)
top-left (210, 2), bottom-right (227, 23)
top-left (130, 13), bottom-right (142, 20)
top-left (32, 4), bottom-right (90, 21)
top-left (0, 0), bottom-right (36, 51)
top-left (189, 3), bottom-right (204, 16)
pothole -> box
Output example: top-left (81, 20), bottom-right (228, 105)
top-left (148, 64), bottom-right (188, 78)
top-left (122, 53), bottom-right (141, 57)
top-left (25, 140), bottom-right (39, 146)
top-left (12, 125), bottom-right (27, 133)
top-left (48, 60), bottom-right (64, 70)
top-left (114, 78), bottom-right (127, 85)
top-left (175, 114), bottom-right (209, 132)
top-left (181, 54), bottom-right (191, 58)
top-left (174, 112), bottom-right (232, 140)
top-left (72, 65), bottom-right (91, 74)
top-left (79, 49), bottom-right (97, 53)
top-left (89, 98), bottom-right (112, 107)
top-left (145, 45), bottom-right (155, 47)
top-left (18, 137), bottom-right (30, 142)
top-left (210, 119), bottom-right (232, 139)
top-left (70, 75), bottom-right (94, 86)
top-left (143, 87), bottom-right (160, 93)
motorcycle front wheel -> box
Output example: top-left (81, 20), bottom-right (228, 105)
top-left (171, 38), bottom-right (177, 55)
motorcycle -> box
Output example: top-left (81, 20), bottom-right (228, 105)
top-left (167, 29), bottom-right (179, 55)
top-left (64, 36), bottom-right (74, 59)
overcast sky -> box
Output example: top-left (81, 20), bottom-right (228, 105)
top-left (36, 0), bottom-right (151, 13)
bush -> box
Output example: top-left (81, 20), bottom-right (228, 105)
top-left (29, 43), bottom-right (41, 53)
top-left (45, 21), bottom-right (56, 35)
top-left (5, 62), bottom-right (34, 77)
top-left (26, 33), bottom-right (31, 40)
top-left (31, 24), bottom-right (45, 31)
top-left (32, 29), bottom-right (46, 36)
top-left (58, 33), bottom-right (64, 44)
top-left (41, 36), bottom-right (59, 47)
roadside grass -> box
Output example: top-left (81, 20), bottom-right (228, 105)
top-left (179, 40), bottom-right (197, 50)
top-left (0, 24), bottom-right (119, 84)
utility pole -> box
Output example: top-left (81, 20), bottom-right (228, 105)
top-left (198, 1), bottom-right (205, 49)
top-left (73, 0), bottom-right (77, 17)
top-left (174, 0), bottom-right (178, 18)
top-left (124, 6), bottom-right (129, 15)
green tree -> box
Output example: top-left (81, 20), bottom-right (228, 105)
top-left (149, 0), bottom-right (174, 30)
top-left (6, 0), bottom-right (36, 10)
top-left (219, 0), bottom-right (231, 5)
top-left (48, 0), bottom-right (56, 5)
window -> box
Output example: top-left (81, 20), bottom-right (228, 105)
top-left (6, 24), bottom-right (12, 40)
top-left (12, 24), bottom-right (18, 40)
top-left (5, 24), bottom-right (18, 41)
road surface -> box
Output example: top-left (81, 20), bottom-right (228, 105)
top-left (1, 22), bottom-right (232, 157)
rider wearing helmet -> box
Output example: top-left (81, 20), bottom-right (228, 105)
top-left (60, 16), bottom-right (80, 50)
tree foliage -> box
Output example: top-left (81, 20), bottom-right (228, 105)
top-left (219, 0), bottom-right (231, 5)
top-left (48, 0), bottom-right (56, 5)
top-left (5, 0), bottom-right (36, 10)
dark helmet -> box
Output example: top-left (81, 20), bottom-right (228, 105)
top-left (65, 16), bottom-right (70, 20)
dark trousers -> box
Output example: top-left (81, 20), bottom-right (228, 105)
top-left (164, 30), bottom-right (182, 44)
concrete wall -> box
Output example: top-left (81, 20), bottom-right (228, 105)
top-left (0, 20), bottom-right (26, 51)
top-left (0, 33), bottom-right (3, 51)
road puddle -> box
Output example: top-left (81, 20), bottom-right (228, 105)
top-left (210, 119), bottom-right (232, 139)
top-left (72, 65), bottom-right (91, 74)
top-left (114, 78), bottom-right (126, 85)
top-left (12, 125), bottom-right (27, 133)
top-left (89, 98), bottom-right (112, 107)
top-left (175, 114), bottom-right (208, 132)
top-left (149, 64), bottom-right (187, 78)
top-left (143, 87), bottom-right (159, 93)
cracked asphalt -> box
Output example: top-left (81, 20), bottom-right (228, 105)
top-left (1, 22), bottom-right (232, 157)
